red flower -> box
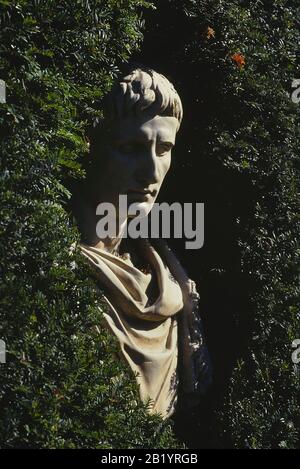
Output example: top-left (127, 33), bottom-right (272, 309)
top-left (231, 53), bottom-right (246, 69)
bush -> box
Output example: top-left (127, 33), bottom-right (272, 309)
top-left (0, 0), bottom-right (181, 448)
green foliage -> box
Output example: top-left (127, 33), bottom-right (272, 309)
top-left (0, 0), bottom-right (181, 449)
top-left (187, 0), bottom-right (300, 449)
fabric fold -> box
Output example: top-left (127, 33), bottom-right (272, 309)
top-left (80, 238), bottom-right (212, 419)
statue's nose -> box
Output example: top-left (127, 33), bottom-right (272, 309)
top-left (134, 146), bottom-right (160, 186)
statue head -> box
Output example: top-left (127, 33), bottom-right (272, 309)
top-left (84, 64), bottom-right (183, 221)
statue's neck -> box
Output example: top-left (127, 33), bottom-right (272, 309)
top-left (70, 190), bottom-right (125, 254)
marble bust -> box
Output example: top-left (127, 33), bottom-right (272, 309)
top-left (71, 65), bottom-right (211, 419)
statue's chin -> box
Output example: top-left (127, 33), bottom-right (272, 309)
top-left (127, 201), bottom-right (152, 219)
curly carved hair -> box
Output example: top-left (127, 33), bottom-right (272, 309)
top-left (103, 64), bottom-right (183, 131)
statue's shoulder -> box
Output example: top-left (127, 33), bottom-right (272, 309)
top-left (151, 238), bottom-right (199, 298)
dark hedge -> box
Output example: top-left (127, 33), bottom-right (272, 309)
top-left (0, 0), bottom-right (181, 449)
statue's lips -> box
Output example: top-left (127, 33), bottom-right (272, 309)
top-left (127, 189), bottom-right (155, 198)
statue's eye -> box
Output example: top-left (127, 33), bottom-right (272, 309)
top-left (117, 142), bottom-right (172, 156)
top-left (156, 143), bottom-right (172, 156)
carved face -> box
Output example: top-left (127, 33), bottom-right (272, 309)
top-left (87, 113), bottom-right (179, 219)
